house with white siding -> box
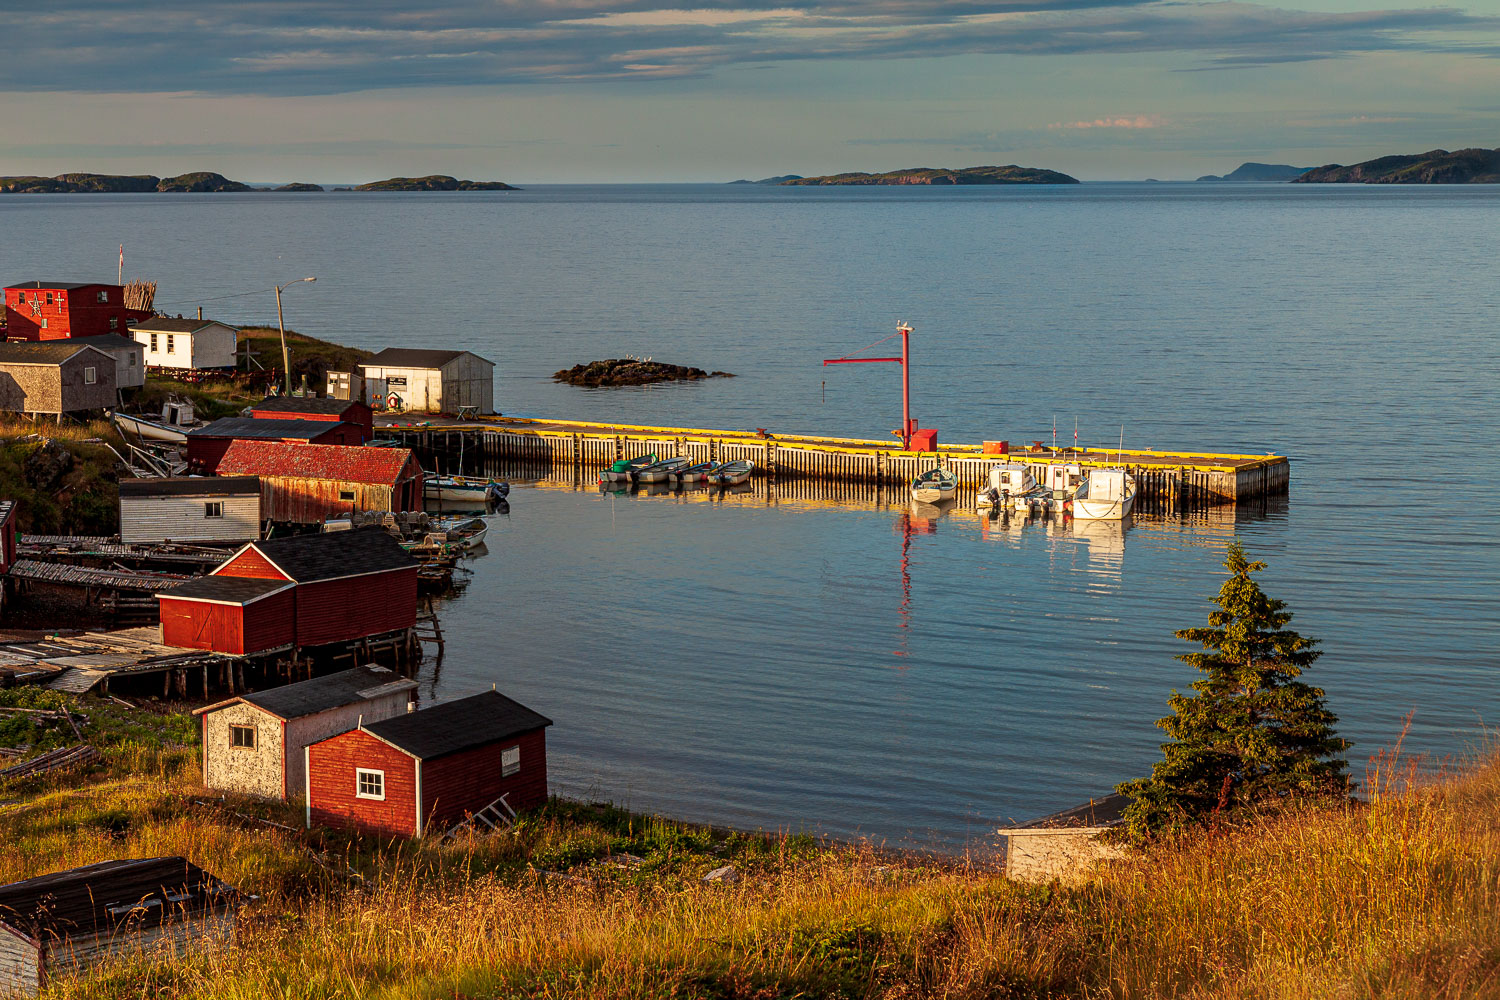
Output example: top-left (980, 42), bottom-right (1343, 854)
top-left (117, 477), bottom-right (261, 545)
top-left (128, 317), bottom-right (239, 371)
top-left (358, 348), bottom-right (494, 415)
top-left (192, 664), bottom-right (417, 801)
top-left (68, 334), bottom-right (145, 391)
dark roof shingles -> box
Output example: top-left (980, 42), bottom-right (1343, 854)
top-left (157, 576), bottom-right (290, 604)
top-left (246, 527), bottom-right (417, 583)
top-left (250, 396), bottom-right (361, 416)
top-left (188, 417), bottom-right (349, 440)
top-left (363, 690), bottom-right (551, 760)
top-left (242, 664), bottom-right (415, 719)
top-left (0, 857), bottom-right (237, 934)
top-left (119, 476), bottom-right (260, 499)
top-left (361, 348), bottom-right (470, 369)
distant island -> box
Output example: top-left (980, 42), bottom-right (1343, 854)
top-left (352, 175), bottom-right (517, 191)
top-left (0, 172), bottom-right (252, 193)
top-left (783, 165), bottom-right (1079, 186)
top-left (1197, 163), bottom-right (1310, 183)
top-left (1294, 147), bottom-right (1500, 184)
top-left (275, 183), bottom-right (324, 192)
top-left (729, 175), bottom-right (804, 185)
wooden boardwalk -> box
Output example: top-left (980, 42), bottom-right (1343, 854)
top-left (378, 416), bottom-right (1289, 503)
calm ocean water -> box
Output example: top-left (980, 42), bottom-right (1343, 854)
top-left (3, 184), bottom-right (1497, 849)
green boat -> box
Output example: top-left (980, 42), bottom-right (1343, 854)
top-left (600, 452), bottom-right (656, 482)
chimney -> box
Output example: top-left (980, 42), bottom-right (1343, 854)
top-left (197, 306), bottom-right (203, 321)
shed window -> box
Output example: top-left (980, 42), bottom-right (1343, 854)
top-left (501, 745), bottom-right (521, 777)
top-left (96, 290), bottom-right (109, 304)
top-left (166, 334), bottom-right (175, 353)
top-left (204, 501), bottom-right (223, 518)
top-left (109, 317), bottom-right (119, 331)
top-left (45, 292), bottom-right (53, 305)
top-left (39, 318), bottom-right (47, 330)
top-left (128, 350), bottom-right (136, 366)
top-left (356, 769), bottom-right (385, 800)
top-left (338, 489), bottom-right (356, 502)
top-left (83, 366), bottom-right (96, 385)
top-left (229, 724), bottom-right (256, 749)
top-left (150, 333), bottom-right (158, 352)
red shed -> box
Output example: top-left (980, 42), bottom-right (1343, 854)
top-left (185, 417), bottom-right (362, 475)
top-left (4, 281), bottom-right (151, 340)
top-left (0, 500), bottom-right (16, 576)
top-left (159, 529), bottom-right (419, 653)
top-left (216, 440), bottom-right (423, 524)
top-left (248, 396), bottom-right (374, 442)
top-left (306, 690), bottom-right (552, 838)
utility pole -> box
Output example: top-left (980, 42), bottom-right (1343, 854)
top-left (823, 322), bottom-right (916, 449)
top-left (274, 277), bottom-right (316, 396)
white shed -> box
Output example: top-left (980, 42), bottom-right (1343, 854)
top-left (68, 334), bottom-right (145, 390)
top-left (192, 665), bottom-right (418, 800)
top-left (118, 476), bottom-right (261, 545)
top-left (359, 348), bottom-right (494, 415)
top-left (129, 317), bottom-right (239, 371)
top-left (997, 793), bottom-right (1128, 883)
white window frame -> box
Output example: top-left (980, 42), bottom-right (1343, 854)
top-left (229, 724), bottom-right (256, 750)
top-left (355, 768), bottom-right (386, 800)
top-left (96, 290), bottom-right (108, 304)
top-left (150, 333), bottom-right (159, 353)
top-left (166, 334), bottom-right (175, 354)
top-left (83, 366), bottom-right (96, 385)
top-left (204, 501), bottom-right (224, 518)
top-left (501, 745), bottom-right (520, 777)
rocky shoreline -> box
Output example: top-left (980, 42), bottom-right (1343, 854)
top-left (553, 359), bottom-right (735, 387)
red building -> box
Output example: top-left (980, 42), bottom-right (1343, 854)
top-left (3, 281), bottom-right (151, 341)
top-left (249, 396), bottom-right (374, 443)
top-left (0, 500), bottom-right (15, 575)
top-left (156, 528), bottom-right (419, 654)
top-left (215, 441), bottom-right (423, 524)
top-left (185, 417), bottom-right (362, 475)
top-left (306, 691), bottom-right (552, 838)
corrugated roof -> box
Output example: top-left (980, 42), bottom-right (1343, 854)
top-left (157, 576), bottom-right (291, 605)
top-left (67, 334), bottom-right (143, 351)
top-left (118, 476), bottom-right (260, 499)
top-left (0, 501), bottom-right (14, 528)
top-left (228, 527), bottom-right (417, 583)
top-left (230, 664), bottom-right (415, 720)
top-left (361, 348), bottom-right (471, 369)
top-left (1017, 793), bottom-right (1130, 830)
top-left (5, 281), bottom-right (96, 291)
top-left (217, 440), bottom-right (418, 486)
top-left (128, 317), bottom-right (234, 334)
top-left (0, 857), bottom-right (238, 935)
top-left (362, 690), bottom-right (551, 761)
top-left (249, 396), bottom-right (360, 416)
top-left (188, 417), bottom-right (349, 441)
top-left (0, 342), bottom-right (105, 365)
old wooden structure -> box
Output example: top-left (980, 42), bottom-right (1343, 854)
top-left (216, 440), bottom-right (424, 523)
top-left (193, 664), bottom-right (417, 800)
top-left (127, 316), bottom-right (238, 371)
top-left (359, 348), bottom-right (494, 415)
top-left (0, 857), bottom-right (239, 997)
top-left (66, 334), bottom-right (145, 391)
top-left (158, 528), bottom-right (419, 654)
top-left (306, 690), bottom-right (551, 838)
top-left (0, 342), bottom-right (117, 418)
top-left (249, 395), bottom-right (374, 442)
top-left (997, 793), bottom-right (1128, 883)
top-left (118, 476), bottom-right (261, 545)
top-left (185, 417), bottom-right (362, 475)
top-left (3, 281), bottom-right (151, 340)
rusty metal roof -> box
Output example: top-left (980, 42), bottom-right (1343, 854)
top-left (216, 440), bottom-right (419, 485)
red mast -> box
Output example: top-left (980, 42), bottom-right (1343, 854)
top-left (823, 322), bottom-right (915, 449)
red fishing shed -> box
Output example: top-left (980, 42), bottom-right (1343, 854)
top-left (185, 417), bottom-right (361, 475)
top-left (4, 281), bottom-right (152, 341)
top-left (305, 690), bottom-right (552, 837)
top-left (248, 396), bottom-right (374, 442)
top-left (156, 528), bottom-right (419, 653)
top-left (215, 440), bottom-right (423, 524)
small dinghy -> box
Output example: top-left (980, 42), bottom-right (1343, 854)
top-left (910, 467), bottom-right (958, 504)
top-left (708, 459), bottom-right (754, 485)
top-left (424, 474), bottom-right (509, 502)
top-left (635, 456), bottom-right (692, 483)
top-left (1071, 469), bottom-right (1136, 520)
top-left (671, 461), bottom-right (716, 483)
top-left (600, 453), bottom-right (656, 482)
top-left (408, 516), bottom-right (488, 553)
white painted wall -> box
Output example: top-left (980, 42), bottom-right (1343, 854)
top-left (131, 323), bottom-right (238, 370)
top-left (120, 493), bottom-right (260, 545)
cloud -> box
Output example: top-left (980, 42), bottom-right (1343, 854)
top-left (0, 1), bottom-right (1495, 94)
top-left (1050, 115), bottom-right (1166, 129)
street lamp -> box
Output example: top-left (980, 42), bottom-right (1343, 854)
top-left (274, 277), bottom-right (316, 395)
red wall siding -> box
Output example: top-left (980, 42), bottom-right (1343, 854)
top-left (159, 598), bottom-right (245, 653)
top-left (422, 729), bottom-right (549, 827)
top-left (241, 589), bottom-right (296, 653)
top-left (293, 568), bottom-right (417, 647)
top-left (0, 517), bottom-right (14, 573)
top-left (251, 406), bottom-right (372, 441)
top-left (186, 437), bottom-right (233, 475)
top-left (4, 285), bottom-right (151, 341)
top-left (307, 730), bottom-right (418, 837)
top-left (214, 547), bottom-right (288, 581)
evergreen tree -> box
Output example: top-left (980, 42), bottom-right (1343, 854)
top-left (1118, 542), bottom-right (1349, 841)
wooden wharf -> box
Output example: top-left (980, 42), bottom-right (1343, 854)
top-left (378, 416), bottom-right (1289, 503)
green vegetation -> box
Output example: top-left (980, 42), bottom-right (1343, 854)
top-left (1119, 543), bottom-right (1349, 842)
top-left (0, 173), bottom-right (251, 194)
top-left (784, 165), bottom-right (1079, 185)
top-left (1296, 147), bottom-right (1500, 184)
top-left (1196, 163), bottom-right (1310, 183)
top-left (235, 325), bottom-right (371, 389)
top-left (0, 418), bottom-right (123, 534)
top-left (352, 175), bottom-right (517, 191)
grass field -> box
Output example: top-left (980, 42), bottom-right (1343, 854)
top-left (1, 693), bottom-right (1494, 999)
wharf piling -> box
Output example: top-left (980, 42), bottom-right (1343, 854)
top-left (380, 417), bottom-right (1289, 504)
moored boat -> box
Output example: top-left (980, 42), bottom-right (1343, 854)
top-left (1041, 462), bottom-right (1085, 513)
top-left (910, 467), bottom-right (958, 504)
top-left (634, 456), bottom-right (692, 483)
top-left (600, 453), bottom-right (656, 482)
top-left (407, 516), bottom-right (488, 553)
top-left (671, 461), bottom-right (716, 482)
top-left (1071, 469), bottom-right (1136, 520)
top-left (976, 464), bottom-right (1038, 508)
top-left (423, 473), bottom-right (509, 502)
top-left (708, 459), bottom-right (754, 485)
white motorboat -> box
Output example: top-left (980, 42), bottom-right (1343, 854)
top-left (708, 459), bottom-right (755, 485)
top-left (424, 474), bottom-right (510, 502)
top-left (111, 398), bottom-right (202, 445)
top-left (976, 464), bottom-right (1038, 509)
top-left (1040, 462), bottom-right (1085, 513)
top-left (1071, 468), bottom-right (1136, 520)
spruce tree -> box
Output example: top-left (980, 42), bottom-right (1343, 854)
top-left (1118, 542), bottom-right (1349, 841)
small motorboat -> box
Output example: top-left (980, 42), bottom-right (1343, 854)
top-left (671, 461), bottom-right (716, 483)
top-left (111, 398), bottom-right (203, 445)
top-left (600, 453), bottom-right (656, 483)
top-left (1071, 469), bottom-right (1136, 520)
top-left (1041, 463), bottom-right (1085, 513)
top-left (708, 459), bottom-right (754, 485)
top-left (407, 516), bottom-right (488, 553)
top-left (424, 474), bottom-right (509, 502)
top-left (635, 457), bottom-right (692, 483)
top-left (910, 467), bottom-right (958, 504)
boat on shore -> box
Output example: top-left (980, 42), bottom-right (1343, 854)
top-left (407, 517), bottom-right (488, 553)
top-left (911, 467), bottom-right (958, 504)
top-left (423, 474), bottom-right (509, 503)
top-left (600, 453), bottom-right (656, 482)
top-left (635, 457), bottom-right (692, 483)
top-left (1071, 469), bottom-right (1135, 520)
top-left (708, 459), bottom-right (754, 485)
top-left (111, 398), bottom-right (203, 445)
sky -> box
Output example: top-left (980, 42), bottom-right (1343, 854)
top-left (2, 0), bottom-right (1499, 182)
